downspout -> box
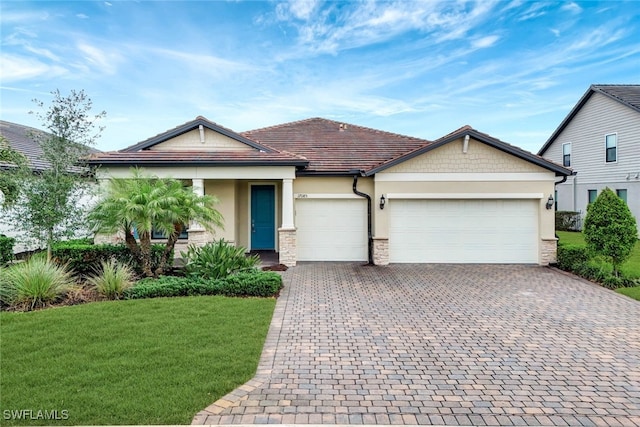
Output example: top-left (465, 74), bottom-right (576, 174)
top-left (554, 173), bottom-right (571, 238)
top-left (352, 173), bottom-right (374, 265)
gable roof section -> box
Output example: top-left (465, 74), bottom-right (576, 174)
top-left (367, 125), bottom-right (572, 177)
top-left (122, 116), bottom-right (277, 153)
top-left (242, 117), bottom-right (431, 175)
top-left (538, 84), bottom-right (640, 155)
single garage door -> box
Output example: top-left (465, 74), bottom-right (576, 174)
top-left (296, 198), bottom-right (367, 261)
top-left (390, 199), bottom-right (538, 263)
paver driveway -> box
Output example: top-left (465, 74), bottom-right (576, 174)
top-left (194, 264), bottom-right (640, 426)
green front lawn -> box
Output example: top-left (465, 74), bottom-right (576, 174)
top-left (616, 286), bottom-right (640, 301)
top-left (0, 296), bottom-right (275, 425)
top-left (556, 231), bottom-right (640, 278)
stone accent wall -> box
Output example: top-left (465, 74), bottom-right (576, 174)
top-left (94, 231), bottom-right (125, 245)
top-left (387, 139), bottom-right (543, 173)
top-left (278, 228), bottom-right (297, 266)
top-left (541, 238), bottom-right (558, 265)
top-left (188, 230), bottom-right (214, 247)
top-left (373, 238), bottom-right (389, 266)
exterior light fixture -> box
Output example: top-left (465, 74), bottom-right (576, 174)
top-left (379, 195), bottom-right (386, 210)
top-left (546, 194), bottom-right (554, 210)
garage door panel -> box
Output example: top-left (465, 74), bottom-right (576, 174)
top-left (296, 199), bottom-right (367, 261)
top-left (390, 199), bottom-right (538, 264)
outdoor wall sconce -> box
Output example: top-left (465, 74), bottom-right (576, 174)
top-left (379, 195), bottom-right (386, 210)
top-left (546, 194), bottom-right (554, 210)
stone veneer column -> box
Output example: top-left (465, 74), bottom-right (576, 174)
top-left (541, 238), bottom-right (558, 265)
top-left (278, 228), bottom-right (297, 266)
top-left (373, 237), bottom-right (389, 265)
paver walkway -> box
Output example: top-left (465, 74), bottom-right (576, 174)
top-left (193, 263), bottom-right (640, 426)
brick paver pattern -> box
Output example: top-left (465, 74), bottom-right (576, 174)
top-left (194, 264), bottom-right (640, 426)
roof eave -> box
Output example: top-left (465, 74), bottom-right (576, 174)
top-left (86, 159), bottom-right (309, 168)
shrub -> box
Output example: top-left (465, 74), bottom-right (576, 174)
top-left (87, 259), bottom-right (136, 300)
top-left (1, 257), bottom-right (74, 310)
top-left (557, 244), bottom-right (590, 272)
top-left (181, 240), bottom-right (260, 280)
top-left (124, 271), bottom-right (282, 300)
top-left (583, 188), bottom-right (638, 274)
top-left (0, 235), bottom-right (15, 266)
top-left (51, 242), bottom-right (170, 277)
top-left (555, 211), bottom-right (581, 231)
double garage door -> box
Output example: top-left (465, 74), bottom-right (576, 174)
top-left (390, 199), bottom-right (539, 263)
top-left (295, 198), bottom-right (539, 263)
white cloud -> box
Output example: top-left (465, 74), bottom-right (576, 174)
top-left (471, 35), bottom-right (500, 49)
top-left (517, 3), bottom-right (547, 21)
top-left (0, 54), bottom-right (66, 82)
top-left (77, 42), bottom-right (122, 74)
top-left (561, 2), bottom-right (582, 14)
top-left (76, 13), bottom-right (89, 19)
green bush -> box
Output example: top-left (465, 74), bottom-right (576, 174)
top-left (555, 211), bottom-right (581, 231)
top-left (181, 240), bottom-right (260, 280)
top-left (1, 257), bottom-right (75, 310)
top-left (87, 259), bottom-right (136, 299)
top-left (0, 235), bottom-right (15, 266)
top-left (124, 271), bottom-right (282, 300)
top-left (584, 187), bottom-right (637, 274)
top-left (51, 242), bottom-right (171, 277)
top-left (557, 244), bottom-right (590, 271)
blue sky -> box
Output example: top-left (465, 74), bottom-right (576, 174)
top-left (1, 1), bottom-right (639, 153)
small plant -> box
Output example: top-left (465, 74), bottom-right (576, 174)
top-left (181, 240), bottom-right (260, 280)
top-left (87, 259), bottom-right (136, 300)
top-left (1, 257), bottom-right (74, 310)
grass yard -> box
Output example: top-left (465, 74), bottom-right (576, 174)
top-left (616, 286), bottom-right (640, 301)
top-left (556, 231), bottom-right (640, 278)
top-left (0, 296), bottom-right (276, 425)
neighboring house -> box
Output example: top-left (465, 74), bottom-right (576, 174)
top-left (538, 84), bottom-right (640, 233)
top-left (88, 116), bottom-right (571, 266)
top-left (0, 120), bottom-right (99, 253)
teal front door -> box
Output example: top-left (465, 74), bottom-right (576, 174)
top-left (251, 185), bottom-right (275, 250)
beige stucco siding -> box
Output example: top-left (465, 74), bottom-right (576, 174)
top-left (293, 176), bottom-right (374, 195)
top-left (387, 138), bottom-right (543, 173)
top-left (204, 180), bottom-right (236, 242)
top-left (149, 128), bottom-right (254, 151)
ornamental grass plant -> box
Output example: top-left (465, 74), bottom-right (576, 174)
top-left (86, 259), bottom-right (136, 300)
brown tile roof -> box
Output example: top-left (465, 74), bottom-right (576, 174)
top-left (86, 149), bottom-right (308, 167)
top-left (241, 117), bottom-right (432, 174)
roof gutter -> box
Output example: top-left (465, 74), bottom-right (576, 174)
top-left (351, 170), bottom-right (374, 265)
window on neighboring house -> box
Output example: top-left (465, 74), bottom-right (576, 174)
top-left (616, 189), bottom-right (628, 204)
top-left (588, 189), bottom-right (598, 204)
top-left (562, 143), bottom-right (571, 167)
top-left (605, 133), bottom-right (617, 163)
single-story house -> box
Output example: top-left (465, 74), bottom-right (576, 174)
top-left (87, 117), bottom-right (572, 266)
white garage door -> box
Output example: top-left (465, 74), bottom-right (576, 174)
top-left (390, 199), bottom-right (538, 263)
top-left (296, 198), bottom-right (368, 261)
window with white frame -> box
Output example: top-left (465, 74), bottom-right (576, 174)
top-left (605, 134), bottom-right (617, 163)
top-left (562, 143), bottom-right (571, 166)
top-left (616, 189), bottom-right (628, 204)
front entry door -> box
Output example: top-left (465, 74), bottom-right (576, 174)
top-left (250, 185), bottom-right (275, 250)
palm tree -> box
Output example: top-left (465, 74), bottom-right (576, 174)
top-left (89, 169), bottom-right (223, 277)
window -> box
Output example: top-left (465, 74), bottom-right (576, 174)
top-left (605, 134), bottom-right (617, 163)
top-left (588, 190), bottom-right (597, 204)
top-left (562, 143), bottom-right (571, 167)
top-left (616, 189), bottom-right (628, 203)
top-left (152, 226), bottom-right (188, 240)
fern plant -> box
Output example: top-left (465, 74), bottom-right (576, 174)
top-left (181, 240), bottom-right (259, 280)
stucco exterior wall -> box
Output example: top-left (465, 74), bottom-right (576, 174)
top-left (205, 180), bottom-right (236, 243)
top-left (293, 176), bottom-right (374, 196)
top-left (149, 128), bottom-right (254, 151)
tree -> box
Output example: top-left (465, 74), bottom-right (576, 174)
top-left (89, 169), bottom-right (224, 277)
top-left (583, 187), bottom-right (637, 275)
top-left (0, 136), bottom-right (29, 207)
top-left (3, 89), bottom-right (106, 259)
